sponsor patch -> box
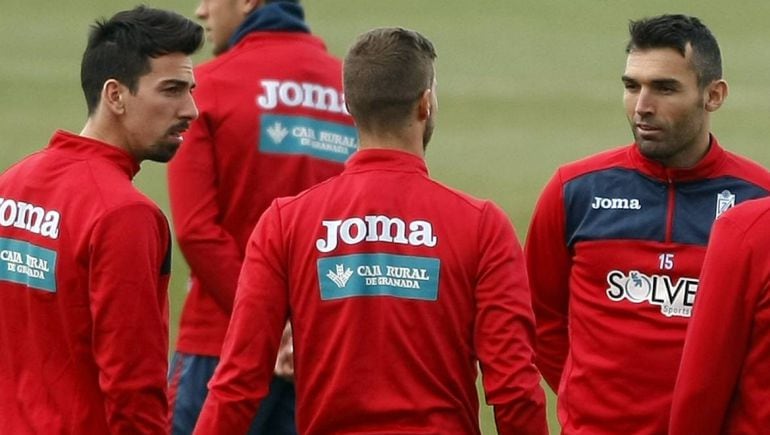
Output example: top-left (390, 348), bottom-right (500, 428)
top-left (0, 237), bottom-right (57, 292)
top-left (260, 114), bottom-right (358, 163)
top-left (606, 270), bottom-right (697, 317)
top-left (318, 253), bottom-right (439, 301)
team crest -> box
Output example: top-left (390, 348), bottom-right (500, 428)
top-left (715, 190), bottom-right (735, 218)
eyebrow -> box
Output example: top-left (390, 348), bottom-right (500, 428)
top-left (160, 79), bottom-right (195, 89)
top-left (621, 75), bottom-right (681, 87)
top-left (650, 78), bottom-right (681, 88)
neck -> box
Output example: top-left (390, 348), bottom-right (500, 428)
top-left (80, 116), bottom-right (129, 156)
top-left (358, 131), bottom-right (425, 158)
top-left (663, 132), bottom-right (712, 169)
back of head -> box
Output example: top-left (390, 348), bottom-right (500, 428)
top-left (343, 27), bottom-right (436, 133)
top-left (626, 14), bottom-right (722, 88)
top-left (81, 5), bottom-right (203, 115)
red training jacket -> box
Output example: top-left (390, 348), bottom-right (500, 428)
top-left (671, 197), bottom-right (770, 434)
top-left (194, 149), bottom-right (548, 435)
top-left (169, 31), bottom-right (355, 356)
top-left (525, 137), bottom-right (770, 434)
top-left (0, 131), bottom-right (171, 434)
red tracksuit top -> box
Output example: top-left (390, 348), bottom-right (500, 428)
top-left (525, 137), bottom-right (770, 434)
top-left (169, 31), bottom-right (355, 356)
top-left (0, 131), bottom-right (171, 434)
top-left (194, 149), bottom-right (548, 435)
top-left (670, 197), bottom-right (770, 434)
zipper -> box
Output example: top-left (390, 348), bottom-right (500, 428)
top-left (665, 177), bottom-right (675, 243)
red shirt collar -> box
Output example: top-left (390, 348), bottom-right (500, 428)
top-left (47, 130), bottom-right (141, 179)
top-left (344, 148), bottom-right (429, 177)
top-left (629, 134), bottom-right (725, 182)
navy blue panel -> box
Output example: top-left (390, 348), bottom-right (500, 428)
top-left (564, 168), bottom-right (667, 246)
top-left (673, 177), bottom-right (769, 245)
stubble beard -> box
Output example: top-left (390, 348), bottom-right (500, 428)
top-left (632, 101), bottom-right (707, 167)
top-left (144, 140), bottom-right (180, 163)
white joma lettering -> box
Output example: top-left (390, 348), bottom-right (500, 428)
top-left (0, 198), bottom-right (60, 239)
top-left (257, 79), bottom-right (349, 114)
top-left (316, 215), bottom-right (437, 253)
top-left (591, 196), bottom-right (641, 210)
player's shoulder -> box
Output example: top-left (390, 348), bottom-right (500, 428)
top-left (720, 148), bottom-right (770, 186)
top-left (272, 173), bottom-right (341, 211)
top-left (427, 177), bottom-right (493, 212)
top-left (709, 197), bottom-right (770, 251)
top-left (79, 163), bottom-right (161, 216)
top-left (555, 144), bottom-right (632, 184)
top-left (717, 196), bottom-right (770, 232)
top-left (99, 186), bottom-right (162, 220)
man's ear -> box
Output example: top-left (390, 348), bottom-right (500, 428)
top-left (417, 89), bottom-right (432, 121)
top-left (241, 0), bottom-right (263, 14)
top-left (705, 79), bottom-right (728, 112)
top-left (101, 79), bottom-right (126, 115)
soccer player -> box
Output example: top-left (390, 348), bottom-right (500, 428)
top-left (669, 197), bottom-right (770, 434)
top-left (525, 14), bottom-right (770, 434)
top-left (0, 7), bottom-right (202, 433)
top-left (166, 0), bottom-right (356, 433)
top-left (193, 27), bottom-right (548, 435)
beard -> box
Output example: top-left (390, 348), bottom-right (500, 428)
top-left (631, 99), bottom-right (707, 167)
top-left (144, 122), bottom-right (190, 162)
top-left (144, 142), bottom-right (180, 163)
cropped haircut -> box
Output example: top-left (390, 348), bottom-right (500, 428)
top-left (343, 28), bottom-right (437, 132)
top-left (626, 14), bottom-right (722, 88)
top-left (81, 5), bottom-right (203, 115)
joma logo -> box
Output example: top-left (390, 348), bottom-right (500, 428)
top-left (0, 198), bottom-right (60, 239)
top-left (316, 215), bottom-right (437, 253)
top-left (257, 79), bottom-right (348, 115)
top-left (592, 196), bottom-right (641, 210)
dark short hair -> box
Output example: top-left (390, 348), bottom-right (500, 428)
top-left (343, 27), bottom-right (437, 132)
top-left (626, 14), bottom-right (722, 88)
top-left (80, 5), bottom-right (203, 115)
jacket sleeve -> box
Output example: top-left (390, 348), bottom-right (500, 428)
top-left (475, 202), bottom-right (548, 435)
top-left (524, 171), bottom-right (571, 391)
top-left (167, 82), bottom-right (243, 314)
top-left (670, 214), bottom-right (760, 435)
top-left (89, 204), bottom-right (170, 434)
top-left (194, 202), bottom-right (289, 434)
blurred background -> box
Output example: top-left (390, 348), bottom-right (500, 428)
top-left (3, 1), bottom-right (770, 432)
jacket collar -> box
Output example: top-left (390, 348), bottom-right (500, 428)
top-left (47, 130), bottom-right (140, 179)
top-left (229, 2), bottom-right (309, 48)
top-left (629, 134), bottom-right (725, 182)
top-left (344, 148), bottom-right (429, 177)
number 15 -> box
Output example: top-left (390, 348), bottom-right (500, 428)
top-left (659, 253), bottom-right (674, 270)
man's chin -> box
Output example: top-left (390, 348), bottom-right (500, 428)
top-left (145, 144), bottom-right (179, 163)
top-left (636, 141), bottom-right (673, 162)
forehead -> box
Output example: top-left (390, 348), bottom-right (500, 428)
top-left (624, 47), bottom-right (698, 84)
top-left (141, 52), bottom-right (195, 86)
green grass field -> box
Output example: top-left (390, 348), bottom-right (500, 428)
top-left (4, 1), bottom-right (770, 433)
